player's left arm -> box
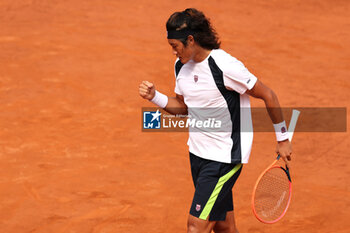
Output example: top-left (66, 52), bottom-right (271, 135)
top-left (246, 80), bottom-right (292, 165)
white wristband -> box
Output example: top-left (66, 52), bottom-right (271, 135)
top-left (150, 90), bottom-right (168, 108)
top-left (273, 121), bottom-right (289, 142)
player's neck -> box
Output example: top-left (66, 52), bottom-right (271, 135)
top-left (192, 46), bottom-right (211, 63)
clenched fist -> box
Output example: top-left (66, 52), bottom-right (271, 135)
top-left (139, 81), bottom-right (156, 100)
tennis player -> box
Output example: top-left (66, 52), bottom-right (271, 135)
top-left (139, 8), bottom-right (292, 233)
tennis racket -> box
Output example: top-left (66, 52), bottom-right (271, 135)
top-left (251, 109), bottom-right (300, 224)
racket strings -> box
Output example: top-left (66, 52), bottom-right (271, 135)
top-left (254, 167), bottom-right (290, 221)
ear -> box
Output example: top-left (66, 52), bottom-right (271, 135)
top-left (187, 35), bottom-right (195, 45)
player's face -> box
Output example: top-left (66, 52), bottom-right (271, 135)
top-left (168, 38), bottom-right (194, 64)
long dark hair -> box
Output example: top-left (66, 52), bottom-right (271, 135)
top-left (166, 8), bottom-right (220, 50)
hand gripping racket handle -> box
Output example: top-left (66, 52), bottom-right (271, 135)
top-left (276, 109), bottom-right (300, 180)
top-left (276, 109), bottom-right (300, 161)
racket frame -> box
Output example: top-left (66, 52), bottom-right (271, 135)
top-left (251, 109), bottom-right (300, 224)
top-left (251, 162), bottom-right (292, 224)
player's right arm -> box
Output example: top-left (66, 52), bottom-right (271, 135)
top-left (139, 81), bottom-right (188, 115)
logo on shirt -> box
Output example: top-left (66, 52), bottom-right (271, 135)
top-left (143, 110), bottom-right (161, 129)
top-left (196, 204), bottom-right (201, 212)
top-left (194, 75), bottom-right (198, 83)
top-left (247, 79), bottom-right (251, 84)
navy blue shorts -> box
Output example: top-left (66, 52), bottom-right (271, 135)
top-left (189, 152), bottom-right (242, 221)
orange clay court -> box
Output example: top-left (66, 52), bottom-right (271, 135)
top-left (0, 0), bottom-right (349, 232)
